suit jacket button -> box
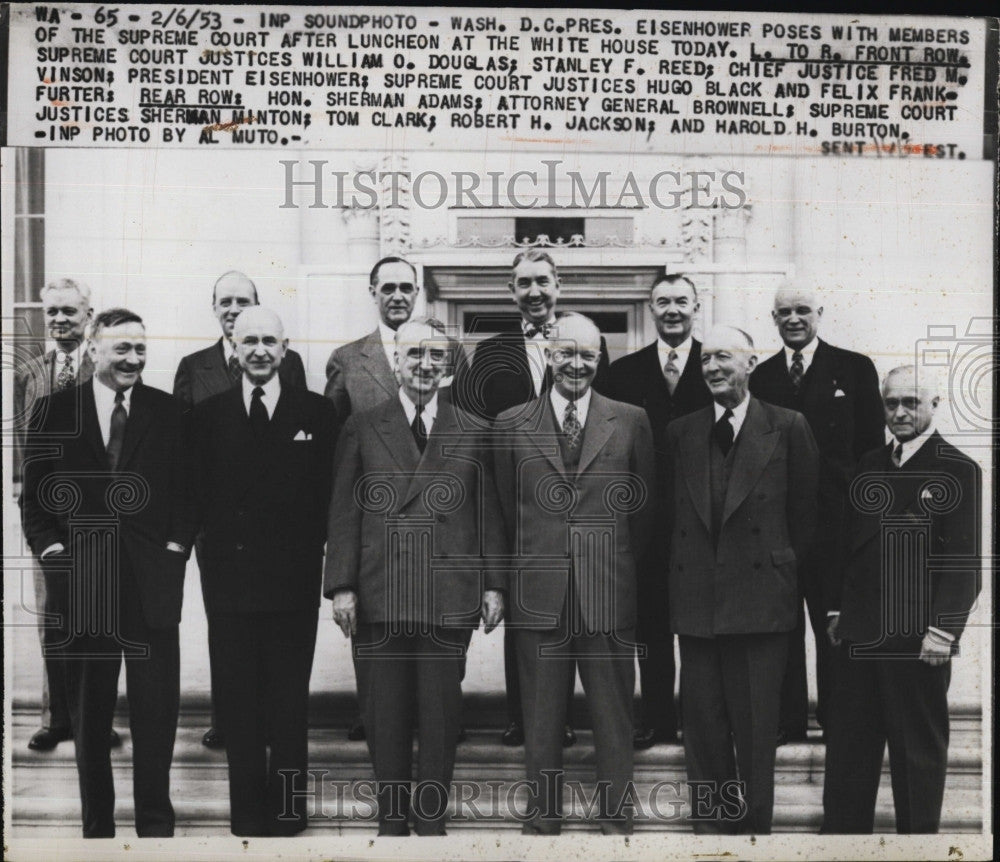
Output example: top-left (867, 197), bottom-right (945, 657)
top-left (437, 515), bottom-right (446, 523)
top-left (236, 543), bottom-right (244, 551)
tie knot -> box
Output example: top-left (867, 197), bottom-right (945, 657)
top-left (565, 400), bottom-right (577, 418)
top-left (114, 390), bottom-right (125, 404)
top-left (792, 351), bottom-right (803, 363)
top-left (668, 350), bottom-right (678, 362)
top-left (525, 323), bottom-right (553, 340)
top-left (252, 386), bottom-right (264, 401)
top-left (722, 408), bottom-right (733, 421)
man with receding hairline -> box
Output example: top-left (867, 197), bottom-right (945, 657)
top-left (21, 307), bottom-right (193, 837)
top-left (822, 365), bottom-right (981, 834)
top-left (173, 270), bottom-right (308, 749)
top-left (750, 285), bottom-right (884, 744)
top-left (190, 306), bottom-right (337, 836)
top-left (667, 324), bottom-right (819, 834)
top-left (609, 273), bottom-right (713, 749)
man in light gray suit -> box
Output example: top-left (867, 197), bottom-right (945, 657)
top-left (14, 278), bottom-right (122, 752)
top-left (324, 256), bottom-right (470, 740)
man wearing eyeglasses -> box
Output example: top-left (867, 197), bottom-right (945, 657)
top-left (323, 256), bottom-right (470, 742)
top-left (325, 317), bottom-right (505, 836)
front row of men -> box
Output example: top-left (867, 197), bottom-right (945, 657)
top-left (20, 281), bottom-right (980, 839)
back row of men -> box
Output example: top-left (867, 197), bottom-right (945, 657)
top-left (17, 251), bottom-right (980, 838)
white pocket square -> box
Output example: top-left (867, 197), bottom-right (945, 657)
top-left (293, 430), bottom-right (312, 441)
top-left (833, 389), bottom-right (846, 397)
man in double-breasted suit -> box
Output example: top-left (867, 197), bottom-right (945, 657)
top-left (13, 278), bottom-right (116, 753)
top-left (173, 270), bottom-right (307, 749)
top-left (469, 249), bottom-right (611, 747)
top-left (323, 256), bottom-right (470, 741)
top-left (21, 308), bottom-right (193, 838)
top-left (823, 366), bottom-right (981, 834)
top-left (667, 325), bottom-right (819, 834)
top-left (493, 313), bottom-right (655, 835)
top-left (190, 307), bottom-right (338, 836)
top-left (608, 274), bottom-right (713, 749)
top-left (749, 286), bottom-right (884, 741)
top-left (325, 317), bottom-right (505, 836)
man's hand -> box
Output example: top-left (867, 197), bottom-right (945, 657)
top-left (826, 613), bottom-right (841, 647)
top-left (332, 590), bottom-right (357, 638)
top-left (919, 631), bottom-right (952, 666)
top-left (481, 590), bottom-right (504, 634)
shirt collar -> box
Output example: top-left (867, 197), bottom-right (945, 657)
top-left (398, 389), bottom-right (439, 427)
top-left (784, 337), bottom-right (819, 371)
top-left (658, 334), bottom-right (693, 375)
top-left (242, 373), bottom-right (281, 417)
top-left (893, 421), bottom-right (936, 466)
top-left (713, 394), bottom-right (750, 437)
top-left (93, 377), bottom-right (133, 413)
top-left (222, 338), bottom-right (239, 362)
top-left (550, 386), bottom-right (592, 429)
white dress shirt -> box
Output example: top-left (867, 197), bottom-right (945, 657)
top-left (523, 315), bottom-right (556, 397)
top-left (242, 373), bottom-right (281, 418)
top-left (784, 337), bottom-right (818, 375)
top-left (379, 321), bottom-right (400, 370)
top-left (550, 386), bottom-right (592, 430)
top-left (658, 334), bottom-right (693, 379)
top-left (93, 378), bottom-right (133, 447)
top-left (399, 389), bottom-right (438, 436)
top-left (713, 394), bottom-right (750, 440)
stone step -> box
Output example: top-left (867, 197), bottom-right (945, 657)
top-left (10, 711), bottom-right (983, 834)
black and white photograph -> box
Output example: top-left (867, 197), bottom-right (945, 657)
top-left (1, 5), bottom-right (995, 860)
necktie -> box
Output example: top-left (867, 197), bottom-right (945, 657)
top-left (411, 406), bottom-right (427, 453)
top-left (663, 350), bottom-right (680, 395)
top-left (563, 400), bottom-right (583, 453)
top-left (891, 442), bottom-right (903, 467)
top-left (250, 386), bottom-right (269, 437)
top-left (106, 391), bottom-right (127, 471)
top-left (227, 352), bottom-right (242, 384)
top-left (714, 408), bottom-right (735, 455)
top-left (789, 351), bottom-right (804, 391)
top-left (56, 353), bottom-right (75, 390)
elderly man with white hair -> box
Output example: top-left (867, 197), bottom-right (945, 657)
top-left (749, 285), bottom-right (885, 745)
top-left (190, 306), bottom-right (339, 836)
top-left (822, 365), bottom-right (981, 834)
top-left (666, 324), bottom-right (820, 834)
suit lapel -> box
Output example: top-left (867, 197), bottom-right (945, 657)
top-left (577, 394), bottom-right (616, 475)
top-left (80, 381), bottom-right (109, 466)
top-left (680, 408), bottom-right (713, 533)
top-left (117, 383), bottom-right (154, 470)
top-left (200, 339), bottom-right (234, 394)
top-left (801, 339), bottom-right (834, 412)
top-left (530, 398), bottom-right (566, 475)
top-left (722, 398), bottom-right (780, 525)
top-left (641, 343), bottom-right (671, 406)
top-left (268, 385), bottom-right (302, 444)
top-left (374, 397), bottom-right (420, 476)
top-left (400, 398), bottom-right (460, 509)
top-left (360, 330), bottom-right (399, 400)
top-left (674, 340), bottom-right (704, 403)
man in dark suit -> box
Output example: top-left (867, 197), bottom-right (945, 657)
top-left (173, 270), bottom-right (307, 749)
top-left (21, 308), bottom-right (193, 837)
top-left (323, 256), bottom-right (470, 741)
top-left (14, 278), bottom-right (124, 753)
top-left (493, 313), bottom-right (655, 835)
top-left (469, 249), bottom-right (611, 747)
top-left (325, 317), bottom-right (505, 836)
top-left (190, 307), bottom-right (337, 836)
top-left (823, 365), bottom-right (981, 834)
top-left (667, 325), bottom-right (819, 834)
top-left (608, 273), bottom-right (713, 749)
top-left (749, 286), bottom-right (884, 743)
